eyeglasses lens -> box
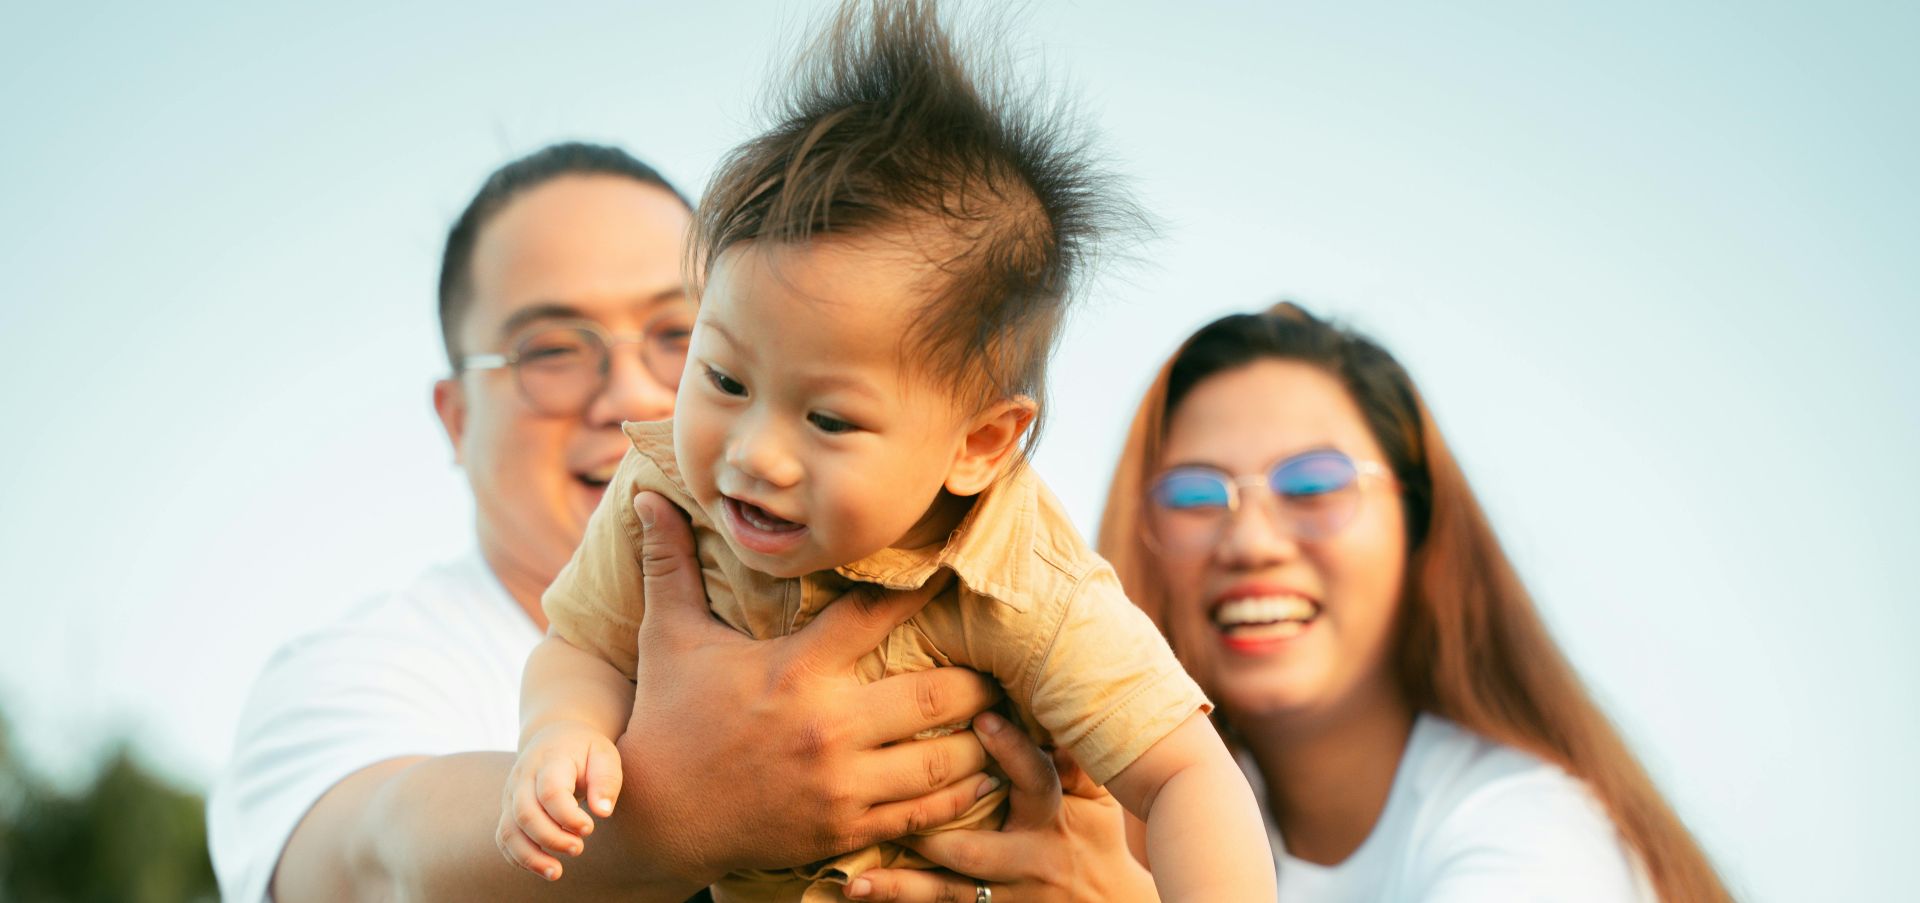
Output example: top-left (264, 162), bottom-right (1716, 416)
top-left (1269, 452), bottom-right (1361, 540)
top-left (1146, 468), bottom-right (1233, 552)
top-left (638, 309), bottom-right (694, 389)
top-left (1151, 470), bottom-right (1232, 510)
top-left (512, 327), bottom-right (606, 416)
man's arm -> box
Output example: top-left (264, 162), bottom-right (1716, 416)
top-left (265, 491), bottom-right (1001, 901)
top-left (277, 752), bottom-right (703, 903)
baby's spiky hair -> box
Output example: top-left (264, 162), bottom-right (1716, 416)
top-left (693, 0), bottom-right (1143, 449)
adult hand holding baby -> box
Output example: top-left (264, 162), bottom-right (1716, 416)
top-left (615, 491), bottom-right (1005, 888)
top-left (846, 713), bottom-right (1159, 903)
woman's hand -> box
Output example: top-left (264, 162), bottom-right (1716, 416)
top-left (846, 712), bottom-right (1159, 903)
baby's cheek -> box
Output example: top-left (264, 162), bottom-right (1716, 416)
top-left (675, 421), bottom-right (722, 497)
top-left (819, 475), bottom-right (869, 523)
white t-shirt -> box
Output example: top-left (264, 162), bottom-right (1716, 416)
top-left (207, 552), bottom-right (542, 903)
top-left (1256, 714), bottom-right (1656, 902)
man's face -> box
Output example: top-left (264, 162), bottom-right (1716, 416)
top-left (434, 175), bottom-right (693, 607)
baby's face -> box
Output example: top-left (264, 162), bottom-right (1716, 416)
top-left (675, 236), bottom-right (979, 578)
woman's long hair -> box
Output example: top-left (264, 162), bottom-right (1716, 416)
top-left (1098, 303), bottom-right (1731, 902)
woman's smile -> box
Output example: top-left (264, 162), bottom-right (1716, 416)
top-left (1209, 582), bottom-right (1321, 655)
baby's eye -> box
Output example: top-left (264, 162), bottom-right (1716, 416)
top-left (704, 365), bottom-right (747, 397)
top-left (808, 412), bottom-right (856, 434)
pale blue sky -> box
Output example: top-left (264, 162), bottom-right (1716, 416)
top-left (1, 2), bottom-right (1914, 898)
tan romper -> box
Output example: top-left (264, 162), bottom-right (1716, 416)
top-left (544, 420), bottom-right (1209, 903)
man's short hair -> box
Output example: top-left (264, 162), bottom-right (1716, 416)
top-left (438, 142), bottom-right (689, 368)
top-left (692, 0), bottom-right (1143, 442)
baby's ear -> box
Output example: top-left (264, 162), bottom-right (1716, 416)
top-left (945, 397), bottom-right (1037, 496)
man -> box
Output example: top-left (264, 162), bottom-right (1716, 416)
top-left (208, 144), bottom-right (1017, 901)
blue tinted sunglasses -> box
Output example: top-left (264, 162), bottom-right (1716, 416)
top-left (1145, 449), bottom-right (1391, 552)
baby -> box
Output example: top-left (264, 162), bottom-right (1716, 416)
top-left (498, 2), bottom-right (1274, 900)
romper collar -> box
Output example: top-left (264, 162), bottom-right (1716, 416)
top-left (832, 463), bottom-right (1038, 611)
top-left (621, 419), bottom-right (1038, 612)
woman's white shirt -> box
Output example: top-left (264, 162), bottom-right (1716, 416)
top-left (1254, 714), bottom-right (1656, 902)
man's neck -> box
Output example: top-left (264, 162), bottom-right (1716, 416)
top-left (1242, 684), bottom-right (1415, 866)
top-left (476, 524), bottom-right (553, 631)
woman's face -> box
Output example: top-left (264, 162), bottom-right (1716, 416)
top-left (1151, 358), bottom-right (1408, 729)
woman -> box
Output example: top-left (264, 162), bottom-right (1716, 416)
top-left (852, 302), bottom-right (1732, 902)
top-left (1096, 302), bottom-right (1732, 900)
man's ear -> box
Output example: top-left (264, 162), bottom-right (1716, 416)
top-left (944, 396), bottom-right (1037, 496)
top-left (432, 378), bottom-right (468, 467)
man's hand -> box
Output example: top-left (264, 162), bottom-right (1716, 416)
top-left (612, 492), bottom-right (1003, 886)
top-left (844, 713), bottom-right (1160, 903)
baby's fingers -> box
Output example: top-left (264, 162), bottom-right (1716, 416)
top-left (496, 820), bottom-right (565, 882)
top-left (535, 757), bottom-right (596, 837)
top-left (583, 737), bottom-right (624, 818)
top-left (514, 773), bottom-right (586, 857)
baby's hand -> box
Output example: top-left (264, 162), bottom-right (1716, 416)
top-left (496, 721), bottom-right (625, 881)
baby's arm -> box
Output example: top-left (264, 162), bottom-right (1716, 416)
top-left (1105, 711), bottom-right (1276, 902)
top-left (498, 633), bottom-right (635, 881)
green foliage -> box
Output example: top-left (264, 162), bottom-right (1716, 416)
top-left (0, 714), bottom-right (217, 903)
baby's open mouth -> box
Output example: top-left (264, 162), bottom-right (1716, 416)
top-left (1212, 595), bottom-right (1320, 641)
top-left (725, 496), bottom-right (804, 533)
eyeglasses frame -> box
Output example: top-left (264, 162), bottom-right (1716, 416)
top-left (1142, 449), bottom-right (1395, 554)
top-left (456, 315), bottom-right (692, 416)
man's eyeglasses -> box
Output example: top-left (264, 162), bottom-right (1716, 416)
top-left (1144, 449), bottom-right (1393, 554)
top-left (458, 311), bottom-right (693, 417)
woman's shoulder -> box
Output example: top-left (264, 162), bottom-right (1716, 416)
top-left (1388, 715), bottom-right (1652, 900)
top-left (1400, 715), bottom-right (1578, 805)
top-left (1403, 717), bottom-right (1616, 848)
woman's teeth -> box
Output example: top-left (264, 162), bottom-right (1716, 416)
top-left (1213, 596), bottom-right (1318, 638)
